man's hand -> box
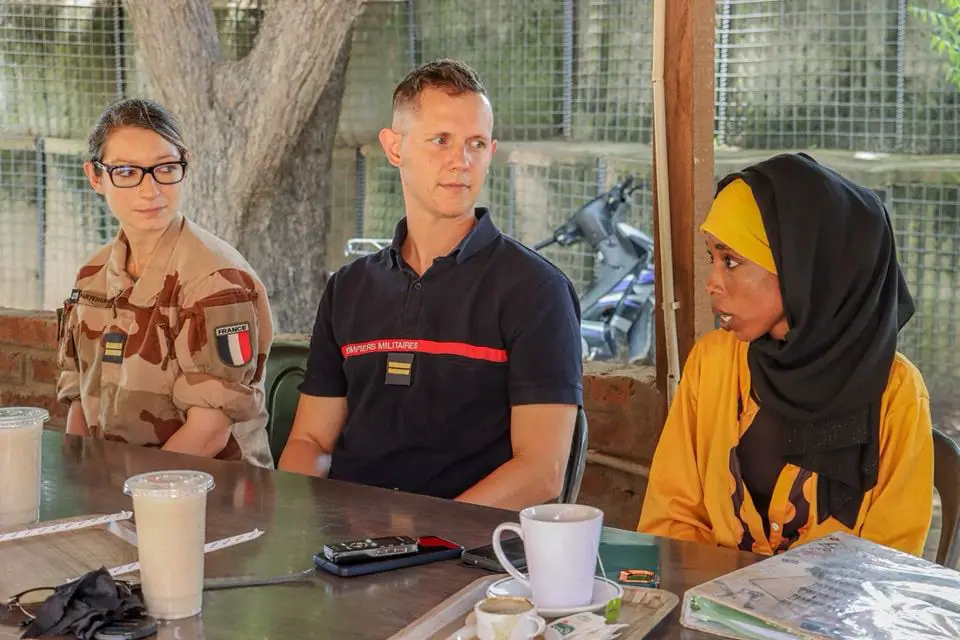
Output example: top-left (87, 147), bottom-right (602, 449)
top-left (456, 404), bottom-right (577, 510)
top-left (277, 394), bottom-right (348, 477)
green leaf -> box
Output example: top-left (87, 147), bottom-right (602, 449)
top-left (604, 596), bottom-right (622, 624)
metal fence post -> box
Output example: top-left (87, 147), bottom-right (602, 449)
top-left (113, 0), bottom-right (126, 99)
top-left (35, 137), bottom-right (47, 309)
top-left (716, 0), bottom-right (732, 147)
top-left (561, 0), bottom-right (574, 139)
top-left (895, 0), bottom-right (906, 151)
top-left (406, 0), bottom-right (418, 69)
top-left (507, 162), bottom-right (517, 238)
top-left (354, 147), bottom-right (366, 237)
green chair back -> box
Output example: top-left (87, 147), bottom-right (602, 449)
top-left (263, 339), bottom-right (310, 463)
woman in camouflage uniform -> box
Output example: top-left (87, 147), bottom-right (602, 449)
top-left (56, 98), bottom-right (274, 468)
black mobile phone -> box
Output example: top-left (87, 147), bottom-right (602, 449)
top-left (460, 535), bottom-right (526, 572)
top-left (315, 535), bottom-right (463, 577)
top-left (93, 616), bottom-right (157, 640)
top-left (321, 535), bottom-right (419, 565)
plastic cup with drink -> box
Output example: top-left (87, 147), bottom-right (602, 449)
top-left (123, 470), bottom-right (215, 620)
top-left (0, 407), bottom-right (49, 527)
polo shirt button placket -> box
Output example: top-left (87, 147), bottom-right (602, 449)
top-left (399, 279), bottom-right (424, 332)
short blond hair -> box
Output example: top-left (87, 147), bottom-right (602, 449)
top-left (392, 58), bottom-right (487, 114)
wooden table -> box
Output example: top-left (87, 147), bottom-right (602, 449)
top-left (1, 431), bottom-right (761, 639)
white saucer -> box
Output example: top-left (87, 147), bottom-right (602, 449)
top-left (485, 576), bottom-right (624, 618)
top-left (444, 624), bottom-right (477, 640)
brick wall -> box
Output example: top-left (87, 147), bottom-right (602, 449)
top-left (580, 362), bottom-right (664, 529)
top-left (0, 309), bottom-right (66, 428)
top-left (0, 308), bottom-right (664, 527)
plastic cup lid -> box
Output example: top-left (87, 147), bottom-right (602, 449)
top-left (123, 470), bottom-right (215, 499)
top-left (0, 407), bottom-right (50, 429)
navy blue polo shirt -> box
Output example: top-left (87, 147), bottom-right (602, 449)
top-left (300, 208), bottom-right (583, 499)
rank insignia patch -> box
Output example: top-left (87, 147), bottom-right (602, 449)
top-left (385, 353), bottom-right (414, 386)
top-left (102, 332), bottom-right (127, 364)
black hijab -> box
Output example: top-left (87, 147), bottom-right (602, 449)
top-left (718, 153), bottom-right (915, 528)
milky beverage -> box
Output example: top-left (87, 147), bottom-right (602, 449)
top-left (124, 471), bottom-right (215, 620)
top-left (474, 596), bottom-right (546, 640)
top-left (0, 408), bottom-right (48, 527)
top-left (478, 597), bottom-right (536, 615)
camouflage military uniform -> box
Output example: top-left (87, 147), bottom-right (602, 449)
top-left (56, 214), bottom-right (274, 468)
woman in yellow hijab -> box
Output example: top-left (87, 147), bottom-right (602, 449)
top-left (638, 153), bottom-right (933, 557)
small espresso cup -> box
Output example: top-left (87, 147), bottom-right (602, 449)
top-left (492, 504), bottom-right (603, 610)
top-left (473, 596), bottom-right (545, 640)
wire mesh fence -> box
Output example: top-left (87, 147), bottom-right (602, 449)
top-left (2, 0), bottom-right (960, 417)
top-left (0, 2), bottom-right (126, 140)
top-left (887, 181), bottom-right (960, 399)
top-left (356, 145), bottom-right (655, 295)
top-left (0, 1), bottom-right (263, 138)
top-left (409, 0), bottom-right (654, 143)
top-left (715, 0), bottom-right (960, 154)
top-left (337, 0), bottom-right (412, 147)
top-left (0, 0), bottom-right (267, 309)
top-left (0, 139), bottom-right (110, 310)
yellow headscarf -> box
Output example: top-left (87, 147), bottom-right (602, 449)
top-left (700, 178), bottom-right (778, 275)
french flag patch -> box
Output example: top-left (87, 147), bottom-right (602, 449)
top-left (215, 322), bottom-right (253, 367)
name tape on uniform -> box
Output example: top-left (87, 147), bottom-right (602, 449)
top-left (342, 338), bottom-right (508, 363)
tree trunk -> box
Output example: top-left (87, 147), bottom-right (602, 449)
top-left (238, 36), bottom-right (352, 333)
top-left (123, 0), bottom-right (366, 332)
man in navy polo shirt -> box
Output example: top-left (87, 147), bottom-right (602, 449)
top-left (278, 59), bottom-right (583, 510)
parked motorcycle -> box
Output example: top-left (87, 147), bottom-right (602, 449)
top-left (341, 175), bottom-right (656, 365)
top-left (532, 175), bottom-right (656, 365)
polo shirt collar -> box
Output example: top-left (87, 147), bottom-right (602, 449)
top-left (388, 208), bottom-right (500, 269)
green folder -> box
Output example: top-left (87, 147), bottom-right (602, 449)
top-left (598, 527), bottom-right (661, 588)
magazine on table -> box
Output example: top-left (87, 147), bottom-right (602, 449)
top-left (681, 532), bottom-right (960, 640)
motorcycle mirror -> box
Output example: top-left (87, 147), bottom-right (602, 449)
top-left (607, 175), bottom-right (635, 205)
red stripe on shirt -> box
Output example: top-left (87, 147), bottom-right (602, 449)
top-left (340, 338), bottom-right (507, 363)
top-left (238, 329), bottom-right (252, 363)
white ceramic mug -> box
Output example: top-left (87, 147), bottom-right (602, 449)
top-left (492, 504), bottom-right (603, 610)
top-left (473, 596), bottom-right (546, 640)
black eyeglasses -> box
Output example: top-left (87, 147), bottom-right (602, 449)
top-left (93, 160), bottom-right (188, 188)
top-left (5, 586), bottom-right (57, 621)
top-left (5, 580), bottom-right (138, 621)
